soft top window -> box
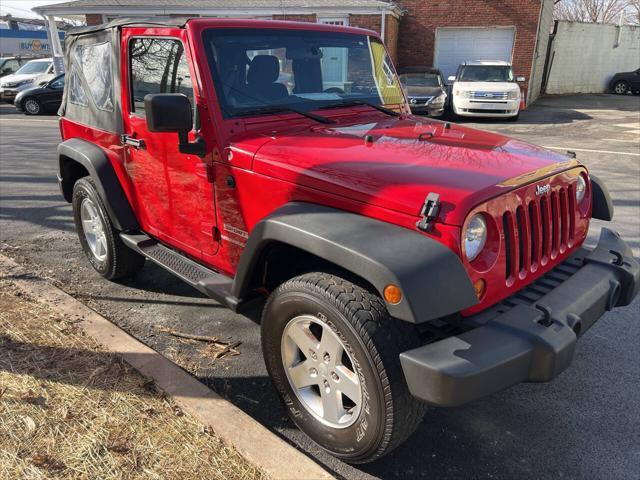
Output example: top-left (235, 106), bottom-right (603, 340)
top-left (72, 42), bottom-right (114, 111)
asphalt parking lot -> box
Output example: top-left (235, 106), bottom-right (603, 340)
top-left (1, 94), bottom-right (639, 479)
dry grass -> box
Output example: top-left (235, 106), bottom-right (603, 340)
top-left (0, 280), bottom-right (266, 480)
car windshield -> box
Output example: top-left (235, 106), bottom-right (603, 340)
top-left (400, 73), bottom-right (441, 87)
top-left (203, 28), bottom-right (404, 118)
top-left (458, 65), bottom-right (514, 82)
top-left (15, 61), bottom-right (50, 75)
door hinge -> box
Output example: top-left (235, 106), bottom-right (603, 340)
top-left (416, 192), bottom-right (441, 232)
top-left (205, 162), bottom-right (215, 183)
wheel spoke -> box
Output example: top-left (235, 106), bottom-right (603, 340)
top-left (97, 236), bottom-right (108, 257)
top-left (319, 330), bottom-right (343, 366)
top-left (287, 322), bottom-right (319, 353)
top-left (288, 360), bottom-right (317, 389)
top-left (82, 219), bottom-right (94, 233)
top-left (335, 365), bottom-right (360, 402)
top-left (320, 386), bottom-right (345, 424)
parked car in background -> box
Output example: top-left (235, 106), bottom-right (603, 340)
top-left (399, 67), bottom-right (447, 116)
top-left (448, 60), bottom-right (523, 121)
top-left (15, 74), bottom-right (65, 115)
top-left (0, 58), bottom-right (55, 103)
top-left (0, 56), bottom-right (30, 78)
top-left (609, 68), bottom-right (640, 95)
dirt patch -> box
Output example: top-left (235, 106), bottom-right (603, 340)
top-left (0, 280), bottom-right (266, 480)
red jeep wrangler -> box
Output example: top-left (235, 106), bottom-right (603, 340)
top-left (57, 18), bottom-right (638, 463)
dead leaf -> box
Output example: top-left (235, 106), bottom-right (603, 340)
top-left (21, 415), bottom-right (36, 433)
top-left (21, 389), bottom-right (47, 407)
top-left (31, 453), bottom-right (65, 471)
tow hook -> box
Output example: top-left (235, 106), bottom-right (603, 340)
top-left (416, 192), bottom-right (441, 232)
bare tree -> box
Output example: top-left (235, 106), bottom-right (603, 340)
top-left (554, 0), bottom-right (631, 23)
top-left (626, 0), bottom-right (640, 23)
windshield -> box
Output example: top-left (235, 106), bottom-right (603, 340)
top-left (400, 73), bottom-right (441, 88)
top-left (458, 65), bottom-right (514, 82)
top-left (15, 61), bottom-right (50, 75)
top-left (203, 28), bottom-right (404, 118)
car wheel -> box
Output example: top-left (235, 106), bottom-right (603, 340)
top-left (23, 97), bottom-right (42, 115)
top-left (262, 272), bottom-right (426, 463)
top-left (72, 177), bottom-right (145, 280)
top-left (613, 81), bottom-right (629, 95)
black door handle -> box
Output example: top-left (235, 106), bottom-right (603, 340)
top-left (121, 134), bottom-right (145, 150)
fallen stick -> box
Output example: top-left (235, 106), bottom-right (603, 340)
top-left (154, 325), bottom-right (219, 343)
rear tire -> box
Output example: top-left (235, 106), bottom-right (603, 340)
top-left (261, 272), bottom-right (426, 463)
top-left (23, 97), bottom-right (42, 115)
top-left (72, 177), bottom-right (145, 280)
top-left (613, 81), bottom-right (629, 95)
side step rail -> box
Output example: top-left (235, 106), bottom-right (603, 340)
top-left (120, 233), bottom-right (241, 310)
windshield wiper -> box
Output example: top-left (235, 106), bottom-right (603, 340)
top-left (235, 105), bottom-right (335, 124)
top-left (320, 100), bottom-right (401, 117)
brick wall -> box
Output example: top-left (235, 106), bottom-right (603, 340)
top-left (85, 14), bottom-right (104, 26)
top-left (394, 0), bottom-right (543, 80)
top-left (349, 14), bottom-right (399, 63)
top-left (272, 14), bottom-right (317, 23)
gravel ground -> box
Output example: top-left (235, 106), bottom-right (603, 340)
top-left (0, 94), bottom-right (639, 480)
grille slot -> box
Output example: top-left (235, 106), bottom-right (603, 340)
top-left (502, 186), bottom-right (575, 284)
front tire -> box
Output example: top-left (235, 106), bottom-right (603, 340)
top-left (261, 272), bottom-right (426, 463)
top-left (23, 97), bottom-right (42, 115)
top-left (72, 177), bottom-right (145, 280)
top-left (613, 81), bottom-right (629, 95)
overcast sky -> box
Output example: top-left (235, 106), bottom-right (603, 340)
top-left (0, 1), bottom-right (66, 19)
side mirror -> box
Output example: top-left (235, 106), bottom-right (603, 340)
top-left (447, 75), bottom-right (456, 83)
top-left (144, 93), bottom-right (206, 156)
top-left (516, 76), bottom-right (526, 82)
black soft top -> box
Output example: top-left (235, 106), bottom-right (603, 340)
top-left (67, 17), bottom-right (189, 36)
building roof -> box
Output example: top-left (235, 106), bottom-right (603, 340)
top-left (34, 0), bottom-right (401, 15)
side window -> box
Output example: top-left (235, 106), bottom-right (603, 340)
top-left (70, 42), bottom-right (114, 111)
top-left (50, 76), bottom-right (65, 89)
top-left (3, 59), bottom-right (19, 73)
top-left (129, 37), bottom-right (194, 117)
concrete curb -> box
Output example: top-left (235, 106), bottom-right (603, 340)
top-left (0, 254), bottom-right (334, 480)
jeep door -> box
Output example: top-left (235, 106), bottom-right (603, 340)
top-left (121, 29), bottom-right (219, 259)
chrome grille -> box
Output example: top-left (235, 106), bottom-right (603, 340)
top-left (470, 91), bottom-right (508, 100)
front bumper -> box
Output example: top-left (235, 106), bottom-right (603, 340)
top-left (400, 228), bottom-right (639, 407)
top-left (0, 88), bottom-right (18, 101)
top-left (453, 97), bottom-right (520, 117)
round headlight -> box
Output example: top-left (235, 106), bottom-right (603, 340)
top-left (464, 214), bottom-right (487, 262)
top-left (576, 175), bottom-right (587, 203)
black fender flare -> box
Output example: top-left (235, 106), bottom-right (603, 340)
top-left (590, 174), bottom-right (614, 221)
top-left (58, 138), bottom-right (139, 231)
top-left (232, 202), bottom-right (478, 324)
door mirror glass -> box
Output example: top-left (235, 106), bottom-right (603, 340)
top-left (516, 76), bottom-right (526, 82)
top-left (447, 75), bottom-right (456, 83)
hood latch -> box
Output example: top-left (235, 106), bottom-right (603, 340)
top-left (416, 192), bottom-right (441, 232)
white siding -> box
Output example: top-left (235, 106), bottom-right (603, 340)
top-left (546, 21), bottom-right (640, 94)
top-left (434, 27), bottom-right (515, 79)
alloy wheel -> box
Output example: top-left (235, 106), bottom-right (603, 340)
top-left (24, 99), bottom-right (40, 114)
top-left (80, 197), bottom-right (108, 262)
top-left (281, 314), bottom-right (363, 428)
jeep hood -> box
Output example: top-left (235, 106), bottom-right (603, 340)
top-left (249, 116), bottom-right (578, 226)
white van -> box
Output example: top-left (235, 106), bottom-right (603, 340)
top-left (0, 58), bottom-right (55, 102)
top-left (448, 60), bottom-right (524, 121)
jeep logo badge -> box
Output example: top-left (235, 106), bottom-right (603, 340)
top-left (536, 184), bottom-right (551, 196)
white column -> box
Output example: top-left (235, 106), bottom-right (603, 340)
top-left (381, 9), bottom-right (386, 43)
top-left (45, 15), bottom-right (65, 75)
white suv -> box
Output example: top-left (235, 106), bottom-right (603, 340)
top-left (447, 61), bottom-right (524, 121)
top-left (0, 58), bottom-right (54, 103)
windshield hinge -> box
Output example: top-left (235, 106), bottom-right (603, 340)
top-left (416, 192), bottom-right (441, 232)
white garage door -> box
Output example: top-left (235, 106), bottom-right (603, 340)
top-left (434, 27), bottom-right (515, 79)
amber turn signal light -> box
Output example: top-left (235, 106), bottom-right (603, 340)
top-left (473, 279), bottom-right (486, 299)
top-left (383, 284), bottom-right (403, 305)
